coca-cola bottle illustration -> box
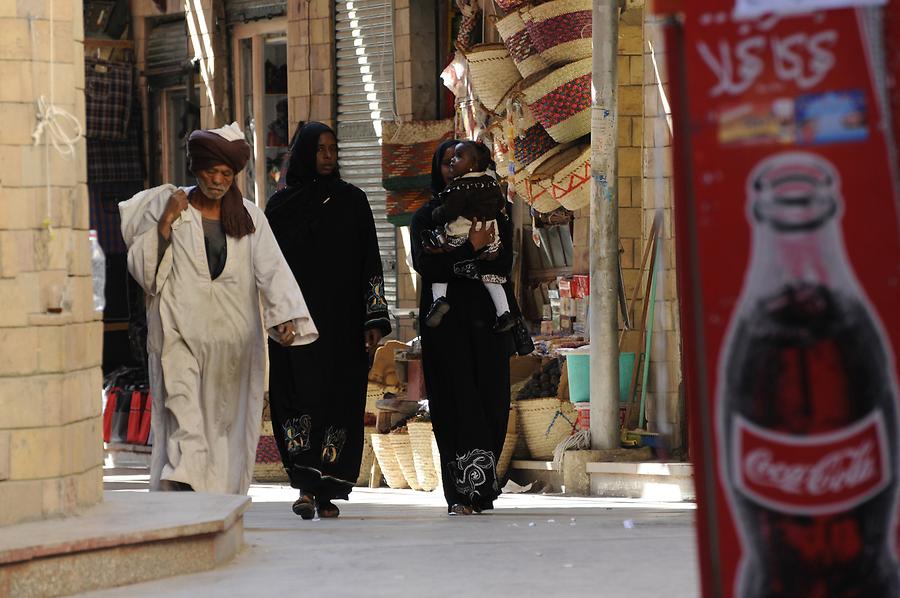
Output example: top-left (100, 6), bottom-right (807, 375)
top-left (718, 152), bottom-right (900, 597)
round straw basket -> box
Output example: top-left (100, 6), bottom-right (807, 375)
top-left (514, 173), bottom-right (563, 213)
top-left (489, 123), bottom-right (514, 180)
top-left (498, 433), bottom-right (518, 479)
top-left (494, 0), bottom-right (529, 11)
top-left (407, 421), bottom-right (440, 491)
top-left (496, 9), bottom-right (549, 79)
top-left (355, 426), bottom-right (376, 487)
top-left (523, 57), bottom-right (592, 143)
top-left (465, 43), bottom-right (523, 114)
top-left (516, 397), bottom-right (578, 459)
top-left (365, 382), bottom-right (384, 413)
top-left (388, 433), bottom-right (423, 491)
top-left (371, 433), bottom-right (408, 489)
top-left (523, 0), bottom-right (592, 66)
top-left (431, 435), bottom-right (443, 485)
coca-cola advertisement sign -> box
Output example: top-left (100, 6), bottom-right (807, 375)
top-left (735, 411), bottom-right (891, 515)
top-left (665, 5), bottom-right (900, 597)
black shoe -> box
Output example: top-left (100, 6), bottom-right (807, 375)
top-left (425, 297), bottom-right (450, 328)
top-left (292, 492), bottom-right (316, 520)
top-left (494, 312), bottom-right (514, 333)
top-left (317, 499), bottom-right (340, 518)
top-left (512, 316), bottom-right (535, 355)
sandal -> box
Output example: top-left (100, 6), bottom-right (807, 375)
top-left (448, 504), bottom-right (474, 516)
top-left (317, 499), bottom-right (340, 519)
top-left (292, 492), bottom-right (316, 520)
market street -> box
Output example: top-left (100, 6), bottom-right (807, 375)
top-left (83, 468), bottom-right (699, 598)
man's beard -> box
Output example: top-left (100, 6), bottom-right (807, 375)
top-left (197, 180), bottom-right (227, 201)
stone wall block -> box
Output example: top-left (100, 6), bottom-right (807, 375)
top-left (9, 426), bottom-right (63, 479)
top-left (0, 479), bottom-right (44, 526)
top-left (0, 327), bottom-right (38, 376)
top-left (0, 431), bottom-right (9, 481)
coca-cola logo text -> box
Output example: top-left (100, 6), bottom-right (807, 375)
top-left (733, 411), bottom-right (891, 515)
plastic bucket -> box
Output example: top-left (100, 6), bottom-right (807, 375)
top-left (565, 350), bottom-right (636, 404)
top-left (565, 349), bottom-right (590, 403)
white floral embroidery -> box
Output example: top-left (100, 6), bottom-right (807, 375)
top-left (451, 449), bottom-right (498, 499)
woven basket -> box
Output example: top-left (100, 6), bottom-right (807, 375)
top-left (465, 43), bottom-right (523, 114)
top-left (517, 397), bottom-right (578, 459)
top-left (498, 433), bottom-right (518, 478)
top-left (518, 144), bottom-right (591, 212)
top-left (386, 190), bottom-right (429, 227)
top-left (514, 174), bottom-right (563, 213)
top-left (355, 426), bottom-right (376, 486)
top-left (382, 119), bottom-right (454, 192)
top-left (365, 382), bottom-right (384, 414)
top-left (389, 433), bottom-right (423, 491)
top-left (254, 421), bottom-right (288, 483)
top-left (371, 433), bottom-right (409, 489)
top-left (489, 123), bottom-right (514, 180)
top-left (524, 0), bottom-right (592, 66)
top-left (494, 0), bottom-right (528, 10)
top-left (523, 57), bottom-right (592, 143)
top-left (496, 9), bottom-right (549, 79)
top-left (407, 421), bottom-right (440, 491)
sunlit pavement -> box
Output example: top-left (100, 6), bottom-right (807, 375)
top-left (82, 467), bottom-right (699, 597)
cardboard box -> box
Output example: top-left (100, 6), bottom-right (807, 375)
top-left (558, 277), bottom-right (573, 298)
top-left (572, 274), bottom-right (590, 298)
top-left (560, 315), bottom-right (574, 333)
top-left (540, 320), bottom-right (554, 335)
top-left (560, 297), bottom-right (577, 317)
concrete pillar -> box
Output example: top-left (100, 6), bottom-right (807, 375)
top-left (0, 0), bottom-right (104, 526)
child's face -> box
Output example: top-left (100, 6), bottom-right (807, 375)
top-left (449, 143), bottom-right (477, 178)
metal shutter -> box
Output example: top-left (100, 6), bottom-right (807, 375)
top-left (224, 0), bottom-right (286, 25)
top-left (335, 0), bottom-right (397, 304)
top-left (146, 17), bottom-right (190, 77)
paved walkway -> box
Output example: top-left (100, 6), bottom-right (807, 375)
top-left (82, 468), bottom-right (699, 598)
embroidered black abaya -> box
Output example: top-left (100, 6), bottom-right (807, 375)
top-left (265, 122), bottom-right (391, 500)
top-left (411, 141), bottom-right (515, 512)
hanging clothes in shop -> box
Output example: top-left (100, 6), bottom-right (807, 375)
top-left (84, 57), bottom-right (133, 141)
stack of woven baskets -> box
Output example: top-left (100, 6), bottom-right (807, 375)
top-left (370, 416), bottom-right (519, 491)
top-left (490, 0), bottom-right (593, 214)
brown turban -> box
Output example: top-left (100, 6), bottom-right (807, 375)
top-left (187, 127), bottom-right (255, 239)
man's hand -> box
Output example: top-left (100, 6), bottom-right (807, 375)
top-left (157, 189), bottom-right (189, 240)
top-left (468, 219), bottom-right (496, 251)
top-left (275, 321), bottom-right (297, 346)
top-left (364, 328), bottom-right (383, 352)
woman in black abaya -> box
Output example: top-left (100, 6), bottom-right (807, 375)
top-left (411, 140), bottom-right (515, 516)
top-left (265, 122), bottom-right (391, 519)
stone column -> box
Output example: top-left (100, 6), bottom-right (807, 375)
top-left (0, 0), bottom-right (104, 526)
top-left (185, 0), bottom-right (228, 128)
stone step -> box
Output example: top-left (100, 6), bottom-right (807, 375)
top-left (587, 462), bottom-right (695, 501)
top-left (0, 491), bottom-right (249, 598)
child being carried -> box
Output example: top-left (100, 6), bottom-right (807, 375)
top-left (425, 140), bottom-right (513, 333)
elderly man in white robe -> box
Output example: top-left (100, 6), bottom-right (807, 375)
top-left (120, 123), bottom-right (318, 495)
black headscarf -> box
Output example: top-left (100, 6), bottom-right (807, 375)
top-left (430, 138), bottom-right (461, 198)
top-left (265, 122), bottom-right (344, 235)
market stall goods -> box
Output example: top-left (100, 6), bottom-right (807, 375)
top-left (517, 397), bottom-right (577, 460)
top-left (522, 57), bottom-right (591, 143)
top-left (407, 420), bottom-right (440, 492)
top-left (496, 8), bottom-right (549, 79)
top-left (516, 144), bottom-right (590, 212)
top-left (389, 432), bottom-right (423, 491)
top-left (465, 43), bottom-right (523, 114)
top-left (381, 119), bottom-right (455, 225)
top-left (523, 0), bottom-right (592, 67)
top-left (371, 433), bottom-right (409, 489)
top-left (355, 426), bottom-right (377, 486)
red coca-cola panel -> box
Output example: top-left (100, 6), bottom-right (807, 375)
top-left (664, 5), bottom-right (900, 597)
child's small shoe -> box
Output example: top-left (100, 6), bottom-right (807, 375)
top-left (426, 298), bottom-right (451, 327)
top-left (494, 312), bottom-right (514, 333)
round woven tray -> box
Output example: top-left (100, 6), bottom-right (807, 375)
top-left (388, 434), bottom-right (423, 491)
top-left (524, 0), bottom-right (593, 66)
top-left (371, 433), bottom-right (408, 489)
top-left (465, 43), bottom-right (523, 114)
top-left (517, 397), bottom-right (578, 460)
top-left (523, 57), bottom-right (592, 144)
top-left (407, 421), bottom-right (440, 491)
top-left (496, 9), bottom-right (549, 79)
top-left (355, 426), bottom-right (376, 487)
top-left (495, 0), bottom-right (528, 10)
top-left (514, 174), bottom-right (563, 213)
top-left (365, 383), bottom-right (384, 413)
